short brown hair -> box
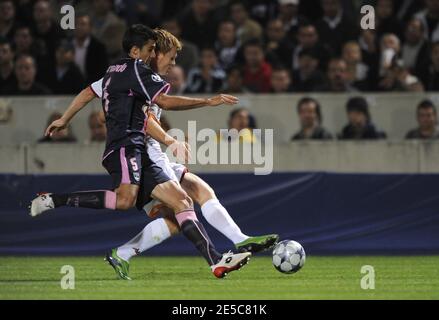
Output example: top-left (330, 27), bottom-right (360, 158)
top-left (154, 28), bottom-right (182, 54)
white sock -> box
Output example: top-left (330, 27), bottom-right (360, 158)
top-left (116, 218), bottom-right (171, 261)
top-left (201, 198), bottom-right (249, 244)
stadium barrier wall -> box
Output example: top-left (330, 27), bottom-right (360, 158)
top-left (1, 173), bottom-right (438, 256)
top-left (1, 93), bottom-right (439, 144)
top-left (2, 141), bottom-right (439, 174)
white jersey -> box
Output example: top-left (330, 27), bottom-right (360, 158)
top-left (143, 103), bottom-right (187, 216)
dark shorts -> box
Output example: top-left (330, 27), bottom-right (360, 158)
top-left (102, 145), bottom-right (171, 209)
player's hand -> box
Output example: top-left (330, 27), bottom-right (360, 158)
top-left (169, 140), bottom-right (191, 163)
top-left (207, 94), bottom-right (239, 107)
top-left (45, 118), bottom-right (68, 137)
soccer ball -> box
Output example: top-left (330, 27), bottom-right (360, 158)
top-left (272, 240), bottom-right (305, 274)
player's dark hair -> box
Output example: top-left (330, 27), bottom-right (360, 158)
top-left (297, 97), bottom-right (323, 123)
top-left (122, 24), bottom-right (157, 54)
top-left (417, 99), bottom-right (437, 115)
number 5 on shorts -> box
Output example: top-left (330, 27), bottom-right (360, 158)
top-left (130, 157), bottom-right (138, 171)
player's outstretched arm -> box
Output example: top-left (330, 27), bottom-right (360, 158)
top-left (145, 115), bottom-right (191, 162)
top-left (154, 93), bottom-right (239, 111)
top-left (45, 87), bottom-right (96, 137)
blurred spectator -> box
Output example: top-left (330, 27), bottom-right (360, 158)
top-left (90, 0), bottom-right (126, 62)
top-left (242, 40), bottom-right (272, 93)
top-left (291, 97), bottom-right (333, 140)
top-left (2, 54), bottom-right (50, 95)
top-left (38, 111), bottom-right (76, 143)
top-left (406, 99), bottom-right (439, 139)
top-left (88, 110), bottom-right (107, 142)
top-left (415, 0), bottom-right (439, 42)
top-left (342, 41), bottom-right (370, 91)
top-left (45, 40), bottom-right (85, 94)
top-left (0, 0), bottom-right (16, 42)
top-left (402, 18), bottom-right (429, 75)
top-left (185, 47), bottom-right (226, 93)
top-left (246, 0), bottom-right (278, 27)
top-left (375, 0), bottom-right (403, 39)
top-left (229, 0), bottom-right (263, 44)
top-left (15, 0), bottom-right (34, 25)
top-left (13, 25), bottom-right (45, 57)
top-left (315, 0), bottom-right (358, 55)
top-left (278, 0), bottom-right (307, 40)
top-left (339, 97), bottom-right (386, 140)
top-left (219, 107), bottom-right (257, 143)
top-left (318, 58), bottom-right (358, 92)
top-left (270, 67), bottom-right (293, 93)
top-left (292, 48), bottom-right (326, 92)
top-left (419, 41), bottom-right (439, 91)
top-left (162, 18), bottom-right (199, 74)
top-left (264, 18), bottom-right (293, 67)
top-left (224, 65), bottom-right (248, 93)
top-left (166, 65), bottom-right (186, 95)
top-left (32, 0), bottom-right (65, 60)
top-left (179, 0), bottom-right (217, 49)
top-left (379, 33), bottom-right (401, 77)
top-left (291, 23), bottom-right (332, 71)
top-left (73, 13), bottom-right (109, 84)
top-left (0, 36), bottom-right (16, 90)
top-left (215, 20), bottom-right (240, 70)
top-left (379, 58), bottom-right (424, 92)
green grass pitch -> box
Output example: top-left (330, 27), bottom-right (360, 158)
top-left (0, 256), bottom-right (438, 299)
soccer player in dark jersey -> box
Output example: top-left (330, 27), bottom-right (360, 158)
top-left (30, 25), bottom-right (250, 278)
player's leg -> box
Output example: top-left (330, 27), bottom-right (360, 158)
top-left (106, 207), bottom-right (178, 280)
top-left (181, 172), bottom-right (279, 253)
top-left (116, 207), bottom-right (178, 262)
top-left (151, 180), bottom-right (224, 266)
top-left (30, 147), bottom-right (141, 216)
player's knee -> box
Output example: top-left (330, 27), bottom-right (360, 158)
top-left (173, 198), bottom-right (193, 213)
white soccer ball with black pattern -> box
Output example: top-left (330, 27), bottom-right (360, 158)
top-left (272, 240), bottom-right (305, 274)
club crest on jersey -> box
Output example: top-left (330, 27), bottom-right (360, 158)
top-left (151, 74), bottom-right (163, 82)
top-left (133, 172), bottom-right (140, 182)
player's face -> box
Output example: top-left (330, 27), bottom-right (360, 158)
top-left (156, 47), bottom-right (177, 76)
top-left (138, 40), bottom-right (156, 64)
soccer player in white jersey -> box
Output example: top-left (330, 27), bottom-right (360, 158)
top-left (44, 28), bottom-right (278, 279)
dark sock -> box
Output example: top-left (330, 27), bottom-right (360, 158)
top-left (51, 191), bottom-right (108, 209)
top-left (180, 219), bottom-right (223, 266)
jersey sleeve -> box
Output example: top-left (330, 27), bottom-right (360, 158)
top-left (134, 60), bottom-right (170, 103)
top-left (89, 78), bottom-right (103, 99)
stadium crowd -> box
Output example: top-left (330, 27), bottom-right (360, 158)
top-left (1, 0), bottom-right (439, 141)
top-left (2, 0), bottom-right (439, 95)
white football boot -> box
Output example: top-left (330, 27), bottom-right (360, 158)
top-left (29, 193), bottom-right (55, 217)
top-left (211, 251), bottom-right (251, 278)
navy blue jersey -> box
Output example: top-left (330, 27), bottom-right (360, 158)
top-left (100, 58), bottom-right (170, 158)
